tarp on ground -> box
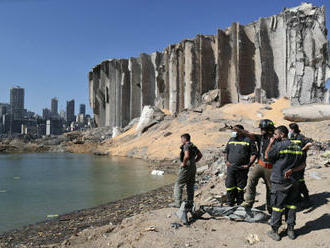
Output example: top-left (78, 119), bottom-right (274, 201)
top-left (200, 205), bottom-right (270, 223)
top-left (175, 203), bottom-right (270, 224)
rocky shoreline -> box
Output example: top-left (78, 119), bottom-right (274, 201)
top-left (0, 183), bottom-right (175, 248)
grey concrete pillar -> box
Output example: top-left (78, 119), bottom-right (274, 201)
top-left (140, 53), bottom-right (155, 107)
top-left (128, 57), bottom-right (142, 120)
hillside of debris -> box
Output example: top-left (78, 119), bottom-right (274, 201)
top-left (85, 97), bottom-right (330, 165)
top-left (54, 98), bottom-right (330, 248)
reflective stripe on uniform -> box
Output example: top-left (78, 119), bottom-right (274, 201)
top-left (228, 141), bottom-right (250, 146)
top-left (226, 186), bottom-right (237, 191)
top-left (279, 150), bottom-right (303, 155)
top-left (272, 207), bottom-right (285, 212)
top-left (237, 187), bottom-right (244, 191)
top-left (298, 178), bottom-right (305, 182)
top-left (290, 140), bottom-right (302, 144)
top-left (287, 145), bottom-right (301, 149)
top-left (286, 205), bottom-right (297, 209)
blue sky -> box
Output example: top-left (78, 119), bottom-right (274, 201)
top-left (0, 0), bottom-right (329, 115)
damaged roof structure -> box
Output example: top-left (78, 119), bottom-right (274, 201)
top-left (89, 3), bottom-right (330, 128)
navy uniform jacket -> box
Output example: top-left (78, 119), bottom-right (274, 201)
top-left (268, 139), bottom-right (304, 184)
top-left (225, 136), bottom-right (257, 170)
top-left (290, 133), bottom-right (312, 159)
top-left (289, 133), bottom-right (312, 178)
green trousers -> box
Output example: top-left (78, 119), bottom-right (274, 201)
top-left (173, 163), bottom-right (196, 205)
top-left (244, 164), bottom-right (272, 209)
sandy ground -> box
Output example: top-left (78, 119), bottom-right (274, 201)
top-left (62, 99), bottom-right (330, 248)
top-left (67, 165), bottom-right (330, 248)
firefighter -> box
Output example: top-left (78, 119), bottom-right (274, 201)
top-left (237, 119), bottom-right (275, 213)
top-left (289, 123), bottom-right (313, 207)
top-left (224, 125), bottom-right (257, 206)
top-left (265, 125), bottom-right (305, 241)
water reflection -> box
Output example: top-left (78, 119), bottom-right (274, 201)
top-left (0, 153), bottom-right (175, 233)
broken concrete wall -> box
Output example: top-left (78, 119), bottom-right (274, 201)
top-left (128, 57), bottom-right (142, 120)
top-left (89, 3), bottom-right (329, 127)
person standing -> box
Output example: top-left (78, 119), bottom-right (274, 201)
top-left (169, 133), bottom-right (203, 208)
top-left (265, 126), bottom-right (305, 241)
top-left (238, 119), bottom-right (275, 213)
top-left (288, 123), bottom-right (313, 206)
top-left (224, 125), bottom-right (257, 206)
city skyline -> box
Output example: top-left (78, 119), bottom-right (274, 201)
top-left (0, 85), bottom-right (88, 116)
top-left (1, 85), bottom-right (92, 135)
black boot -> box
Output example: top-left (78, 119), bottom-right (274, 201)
top-left (287, 225), bottom-right (296, 240)
top-left (267, 206), bottom-right (273, 215)
top-left (267, 227), bottom-right (281, 241)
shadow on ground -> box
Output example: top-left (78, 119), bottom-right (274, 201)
top-left (301, 192), bottom-right (330, 214)
top-left (296, 214), bottom-right (330, 236)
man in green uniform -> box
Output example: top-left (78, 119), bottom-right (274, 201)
top-left (169, 133), bottom-right (203, 208)
top-left (288, 123), bottom-right (313, 207)
top-left (224, 125), bottom-right (257, 206)
top-left (237, 119), bottom-right (275, 213)
top-left (265, 125), bottom-right (305, 241)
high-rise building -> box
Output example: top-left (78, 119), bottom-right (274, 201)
top-left (79, 104), bottom-right (86, 116)
top-left (10, 86), bottom-right (25, 120)
top-left (59, 110), bottom-right (66, 119)
top-left (51, 97), bottom-right (58, 115)
top-left (42, 108), bottom-right (51, 120)
top-left (66, 99), bottom-right (75, 123)
top-left (0, 103), bottom-right (10, 116)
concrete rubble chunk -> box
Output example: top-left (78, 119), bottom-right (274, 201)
top-left (283, 105), bottom-right (330, 122)
top-left (89, 3), bottom-right (330, 128)
top-left (202, 89), bottom-right (220, 104)
top-left (136, 106), bottom-right (165, 135)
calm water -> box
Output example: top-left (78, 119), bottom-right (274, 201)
top-left (0, 153), bottom-right (175, 233)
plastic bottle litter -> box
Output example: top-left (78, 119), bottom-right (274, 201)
top-left (151, 170), bottom-right (165, 176)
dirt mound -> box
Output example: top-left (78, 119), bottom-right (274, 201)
top-left (100, 99), bottom-right (329, 162)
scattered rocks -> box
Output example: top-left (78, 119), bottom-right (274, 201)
top-left (197, 165), bottom-right (208, 175)
top-left (263, 105), bottom-right (273, 110)
top-left (202, 89), bottom-right (220, 104)
top-left (93, 151), bottom-right (109, 156)
top-left (321, 151), bottom-right (330, 159)
top-left (193, 108), bottom-right (203, 113)
top-left (81, 127), bottom-right (112, 142)
top-left (144, 226), bottom-right (157, 232)
top-left (309, 171), bottom-right (322, 180)
top-left (163, 132), bottom-right (172, 137)
top-left (246, 234), bottom-right (261, 245)
top-left (170, 223), bottom-right (182, 229)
